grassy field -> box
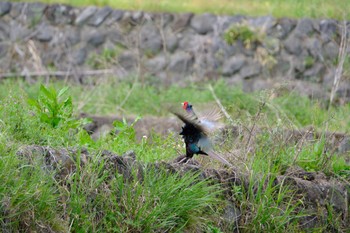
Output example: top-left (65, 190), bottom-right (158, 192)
top-left (0, 78), bottom-right (349, 231)
top-left (13, 0), bottom-right (350, 19)
top-left (2, 0), bottom-right (350, 231)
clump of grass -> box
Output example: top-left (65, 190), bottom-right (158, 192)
top-left (62, 156), bottom-right (224, 232)
top-left (224, 24), bottom-right (264, 48)
top-left (233, 174), bottom-right (303, 232)
top-left (0, 148), bottom-right (67, 232)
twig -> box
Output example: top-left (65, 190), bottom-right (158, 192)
top-left (329, 20), bottom-right (348, 106)
top-left (0, 69), bottom-right (116, 79)
top-left (245, 101), bottom-right (266, 159)
top-left (208, 84), bottom-right (234, 125)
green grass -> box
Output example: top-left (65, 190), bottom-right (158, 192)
top-left (13, 0), bottom-right (350, 20)
top-left (0, 78), bottom-right (349, 232)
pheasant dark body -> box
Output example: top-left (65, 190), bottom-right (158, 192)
top-left (180, 124), bottom-right (208, 158)
top-left (171, 101), bottom-right (232, 167)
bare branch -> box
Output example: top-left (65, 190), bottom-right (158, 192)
top-left (0, 69), bottom-right (116, 79)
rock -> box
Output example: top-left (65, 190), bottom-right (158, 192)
top-left (118, 51), bottom-right (137, 70)
top-left (152, 12), bottom-right (174, 27)
top-left (338, 137), bottom-right (350, 154)
top-left (64, 29), bottom-right (81, 47)
top-left (295, 18), bottom-right (314, 36)
top-left (105, 9), bottom-right (124, 25)
top-left (220, 15), bottom-right (246, 32)
top-left (87, 32), bottom-right (106, 47)
top-left (91, 124), bottom-right (113, 140)
top-left (222, 54), bottom-right (246, 76)
top-left (25, 2), bottom-right (46, 21)
top-left (9, 21), bottom-right (31, 41)
top-left (129, 11), bottom-right (143, 25)
top-left (319, 19), bottom-right (338, 42)
top-left (248, 15), bottom-right (276, 31)
top-left (304, 63), bottom-right (325, 79)
top-left (108, 30), bottom-right (125, 46)
top-left (322, 41), bottom-right (339, 60)
top-left (145, 55), bottom-right (168, 73)
top-left (35, 24), bottom-right (54, 42)
top-left (272, 18), bottom-right (297, 39)
top-left (140, 23), bottom-right (162, 54)
top-left (0, 20), bottom-right (10, 40)
top-left (168, 51), bottom-right (194, 73)
top-left (240, 60), bottom-right (261, 79)
top-left (223, 202), bottom-right (241, 228)
top-left (284, 34), bottom-right (302, 55)
top-left (171, 13), bottom-right (193, 32)
top-left (305, 37), bottom-right (322, 58)
top-left (9, 2), bottom-right (24, 18)
top-left (75, 6), bottom-right (97, 25)
top-left (190, 13), bottom-right (217, 35)
top-left (87, 6), bottom-right (112, 27)
top-left (0, 43), bottom-right (8, 58)
top-left (71, 46), bottom-right (88, 65)
top-left (177, 30), bottom-right (198, 50)
top-left (44, 4), bottom-right (75, 25)
top-left (0, 2), bottom-right (11, 16)
top-left (165, 35), bottom-right (178, 53)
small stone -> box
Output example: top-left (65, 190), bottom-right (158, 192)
top-left (87, 6), bottom-right (112, 27)
top-left (168, 51), bottom-right (194, 73)
top-left (118, 51), bottom-right (137, 70)
top-left (0, 43), bottom-right (8, 58)
top-left (295, 18), bottom-right (314, 36)
top-left (105, 10), bottom-right (123, 25)
top-left (305, 37), bottom-right (321, 58)
top-left (145, 55), bottom-right (168, 74)
top-left (44, 4), bottom-right (75, 25)
top-left (190, 13), bottom-right (217, 34)
top-left (26, 2), bottom-right (46, 21)
top-left (72, 47), bottom-right (88, 65)
top-left (75, 6), bottom-right (97, 25)
top-left (248, 15), bottom-right (276, 31)
top-left (9, 2), bottom-right (24, 18)
top-left (320, 19), bottom-right (338, 43)
top-left (222, 55), bottom-right (246, 76)
top-left (322, 41), bottom-right (339, 60)
top-left (240, 61), bottom-right (261, 79)
top-left (165, 35), bottom-right (178, 53)
top-left (87, 33), bottom-right (106, 47)
top-left (140, 23), bottom-right (162, 54)
top-left (273, 18), bottom-right (297, 39)
top-left (284, 34), bottom-right (302, 55)
top-left (0, 2), bottom-right (11, 16)
top-left (108, 30), bottom-right (125, 45)
top-left (35, 24), bottom-right (54, 42)
top-left (171, 13), bottom-right (193, 32)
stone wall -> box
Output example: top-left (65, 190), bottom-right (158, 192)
top-left (0, 2), bottom-right (349, 101)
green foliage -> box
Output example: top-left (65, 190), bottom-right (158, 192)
top-left (0, 78), bottom-right (349, 232)
top-left (66, 160), bottom-right (222, 232)
top-left (28, 85), bottom-right (74, 128)
top-left (11, 0), bottom-right (350, 20)
top-left (224, 24), bottom-right (264, 48)
top-left (234, 173), bottom-right (302, 232)
top-left (0, 149), bottom-right (66, 231)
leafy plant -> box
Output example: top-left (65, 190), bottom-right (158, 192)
top-left (224, 24), bottom-right (265, 48)
top-left (28, 85), bottom-right (74, 128)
